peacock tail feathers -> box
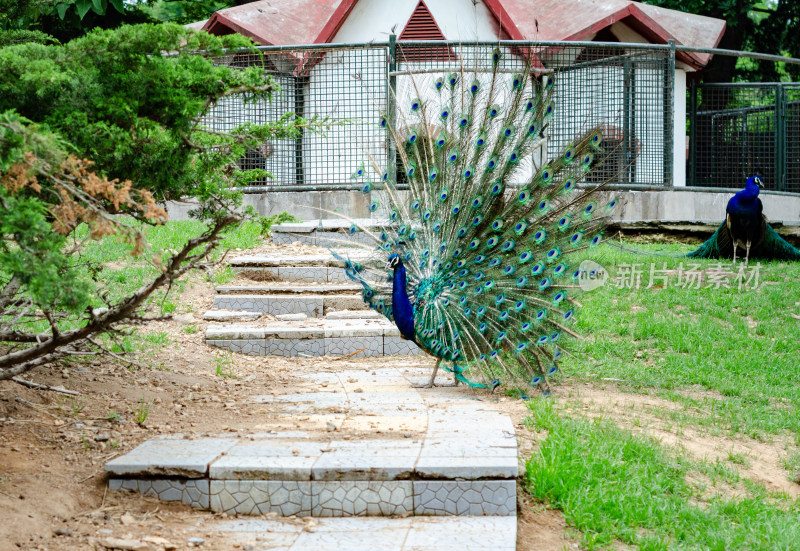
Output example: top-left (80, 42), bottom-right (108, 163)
top-left (688, 219), bottom-right (800, 261)
top-left (337, 49), bottom-right (624, 390)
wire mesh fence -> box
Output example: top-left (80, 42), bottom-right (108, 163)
top-left (688, 82), bottom-right (800, 193)
top-left (200, 40), bottom-right (674, 190)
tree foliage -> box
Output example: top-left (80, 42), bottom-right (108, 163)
top-left (0, 24), bottom-right (328, 379)
top-left (644, 0), bottom-right (800, 82)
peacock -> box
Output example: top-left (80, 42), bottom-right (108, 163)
top-left (336, 49), bottom-right (621, 391)
top-left (688, 175), bottom-right (800, 263)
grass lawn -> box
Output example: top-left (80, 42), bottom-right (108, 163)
top-left (522, 241), bottom-right (800, 549)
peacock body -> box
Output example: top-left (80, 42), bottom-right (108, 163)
top-left (688, 175), bottom-right (800, 262)
top-left (337, 49), bottom-right (620, 391)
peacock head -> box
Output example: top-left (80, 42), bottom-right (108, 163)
top-left (751, 175), bottom-right (763, 188)
top-left (386, 253), bottom-right (402, 270)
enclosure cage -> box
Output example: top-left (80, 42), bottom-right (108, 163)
top-left (201, 40), bottom-right (674, 190)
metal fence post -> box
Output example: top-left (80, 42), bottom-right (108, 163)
top-left (688, 78), bottom-right (697, 188)
top-left (666, 39), bottom-right (675, 186)
top-left (388, 35), bottom-right (398, 188)
top-left (776, 83), bottom-right (786, 191)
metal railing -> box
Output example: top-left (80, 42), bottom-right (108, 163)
top-left (201, 39), bottom-right (800, 194)
top-left (201, 39), bottom-right (674, 190)
top-left (688, 82), bottom-right (800, 193)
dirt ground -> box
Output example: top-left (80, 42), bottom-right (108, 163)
top-left (1, 249), bottom-right (796, 551)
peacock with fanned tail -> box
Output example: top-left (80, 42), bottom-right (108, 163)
top-left (336, 49), bottom-right (622, 392)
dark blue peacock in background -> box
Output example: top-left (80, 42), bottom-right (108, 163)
top-left (338, 50), bottom-right (621, 391)
top-left (688, 175), bottom-right (800, 263)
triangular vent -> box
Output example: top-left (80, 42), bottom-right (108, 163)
top-left (398, 1), bottom-right (455, 62)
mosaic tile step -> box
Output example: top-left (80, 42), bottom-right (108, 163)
top-left (207, 515), bottom-right (516, 551)
top-left (211, 294), bottom-right (366, 317)
top-left (215, 284), bottom-right (362, 295)
top-left (109, 479), bottom-right (515, 518)
top-left (205, 320), bottom-right (421, 357)
top-left (230, 252), bottom-right (371, 269)
top-left (234, 265), bottom-right (352, 284)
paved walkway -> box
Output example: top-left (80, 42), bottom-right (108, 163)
top-left (106, 366), bottom-right (519, 549)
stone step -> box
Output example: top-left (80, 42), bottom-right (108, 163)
top-left (215, 284), bottom-right (362, 295)
top-left (201, 310), bottom-right (262, 322)
top-left (230, 252), bottom-right (371, 269)
top-left (206, 516), bottom-right (516, 551)
top-left (235, 265), bottom-right (354, 284)
top-left (272, 219), bottom-right (386, 248)
top-left (212, 294), bottom-right (367, 317)
top-left (105, 367), bottom-right (518, 519)
top-left (205, 319), bottom-right (420, 357)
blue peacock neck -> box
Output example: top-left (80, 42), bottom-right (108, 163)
top-left (391, 259), bottom-right (417, 343)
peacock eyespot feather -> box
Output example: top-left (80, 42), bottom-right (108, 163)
top-left (411, 200), bottom-right (420, 210)
top-left (349, 224), bottom-right (358, 234)
top-left (484, 280), bottom-right (495, 290)
top-left (521, 322), bottom-right (532, 332)
top-left (485, 237), bottom-right (499, 249)
top-left (448, 150), bottom-right (459, 163)
top-left (546, 75), bottom-right (555, 88)
top-left (492, 48), bottom-right (502, 63)
top-left (410, 99), bottom-right (421, 111)
top-left (459, 296), bottom-right (467, 305)
top-left (537, 335), bottom-right (549, 345)
top-left (548, 365), bottom-right (559, 375)
top-left (459, 115), bottom-right (470, 127)
top-left (538, 200), bottom-right (549, 212)
top-left (477, 306), bottom-right (486, 316)
top-left (382, 171), bottom-right (389, 181)
top-left (429, 169), bottom-right (438, 182)
top-left (488, 257), bottom-right (500, 267)
top-left (452, 205), bottom-right (462, 216)
top-left (534, 230), bottom-right (546, 243)
top-left (526, 100), bottom-right (534, 112)
top-left (539, 278), bottom-right (551, 290)
top-left (472, 215), bottom-right (483, 226)
top-left (553, 292), bottom-right (565, 303)
top-left (531, 263), bottom-right (544, 275)
top-left (564, 179), bottom-right (575, 192)
top-left (547, 248), bottom-right (559, 260)
top-left (591, 234), bottom-right (602, 246)
top-left (423, 210), bottom-right (431, 220)
top-left (564, 310), bottom-right (574, 321)
top-left (406, 129), bottom-right (418, 144)
top-left (472, 197), bottom-right (483, 208)
top-left (541, 168), bottom-right (552, 182)
top-left (361, 182), bottom-right (371, 193)
top-left (476, 133), bottom-right (487, 147)
top-left (433, 222), bottom-right (442, 232)
top-left (515, 222), bottom-right (527, 234)
top-left (457, 225), bottom-right (467, 237)
top-left (531, 376), bottom-right (542, 386)
top-left (496, 330), bottom-right (507, 341)
top-left (571, 232), bottom-right (583, 244)
top-left (369, 201), bottom-right (379, 212)
top-left (488, 104), bottom-right (500, 117)
top-left (407, 166), bottom-right (415, 178)
top-left (495, 293), bottom-right (506, 304)
top-left (545, 101), bottom-right (555, 116)
top-left (585, 203), bottom-right (595, 214)
top-left (463, 167), bottom-right (473, 179)
top-left (518, 190), bottom-right (529, 203)
top-left (491, 182), bottom-right (503, 195)
top-left (458, 281), bottom-right (468, 290)
top-left (474, 254), bottom-right (486, 264)
top-left (592, 132), bottom-right (602, 145)
top-left (440, 189), bottom-right (448, 201)
top-left (440, 107), bottom-right (450, 120)
top-left (554, 349), bottom-right (562, 360)
top-left (464, 307), bottom-right (472, 316)
top-left (607, 199), bottom-right (618, 209)
top-left (390, 210), bottom-right (398, 221)
top-left (434, 77), bottom-right (444, 90)
top-left (379, 116), bottom-right (387, 128)
top-left (509, 150), bottom-right (519, 163)
top-left (515, 300), bottom-right (525, 311)
top-left (564, 148), bottom-right (574, 162)
top-left (503, 125), bottom-right (514, 137)
top-left (487, 156), bottom-right (497, 170)
top-left (554, 264), bottom-right (566, 275)
top-left (583, 153), bottom-right (594, 166)
top-left (503, 265), bottom-right (515, 275)
top-left (519, 251), bottom-right (532, 263)
top-left (457, 259), bottom-right (466, 268)
top-left (469, 239), bottom-right (480, 249)
top-left (478, 323), bottom-right (487, 333)
top-left (491, 219), bottom-right (503, 231)
top-left (517, 275), bottom-right (528, 287)
top-left (502, 240), bottom-right (515, 252)
top-left (452, 247), bottom-right (463, 257)
top-left (470, 80), bottom-right (481, 94)
top-left (449, 72), bottom-right (459, 86)
top-left (512, 73), bottom-right (523, 88)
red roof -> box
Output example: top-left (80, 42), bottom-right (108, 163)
top-left (483, 0), bottom-right (726, 68)
top-left (200, 0), bottom-right (725, 69)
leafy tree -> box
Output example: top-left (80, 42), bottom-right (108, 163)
top-left (0, 24), bottom-right (329, 379)
top-left (643, 0), bottom-right (800, 83)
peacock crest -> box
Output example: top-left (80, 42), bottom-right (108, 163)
top-left (336, 47), bottom-right (623, 392)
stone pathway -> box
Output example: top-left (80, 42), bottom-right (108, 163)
top-left (106, 235), bottom-right (521, 549)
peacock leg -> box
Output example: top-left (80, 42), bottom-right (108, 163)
top-left (732, 242), bottom-right (738, 263)
top-left (745, 240), bottom-right (752, 266)
top-left (414, 358), bottom-right (441, 389)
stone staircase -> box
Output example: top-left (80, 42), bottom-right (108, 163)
top-left (204, 241), bottom-right (420, 358)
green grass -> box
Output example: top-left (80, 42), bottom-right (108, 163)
top-left (524, 399), bottom-right (800, 550)
top-left (563, 241), bottom-right (800, 439)
top-left (522, 240), bottom-right (800, 548)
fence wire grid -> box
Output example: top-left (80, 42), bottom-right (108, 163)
top-left (201, 40), bottom-right (673, 190)
top-left (201, 40), bottom-right (800, 194)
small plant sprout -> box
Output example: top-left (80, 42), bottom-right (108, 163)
top-left (214, 351), bottom-right (235, 379)
top-left (132, 397), bottom-right (153, 426)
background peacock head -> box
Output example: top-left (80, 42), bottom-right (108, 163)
top-left (751, 175), bottom-right (763, 188)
